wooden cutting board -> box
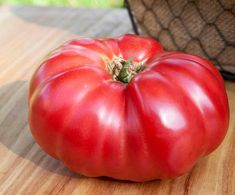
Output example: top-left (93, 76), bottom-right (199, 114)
top-left (0, 4), bottom-right (234, 195)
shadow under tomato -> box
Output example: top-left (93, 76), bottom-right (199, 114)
top-left (0, 80), bottom-right (76, 177)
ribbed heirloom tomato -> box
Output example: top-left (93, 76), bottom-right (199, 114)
top-left (29, 34), bottom-right (229, 181)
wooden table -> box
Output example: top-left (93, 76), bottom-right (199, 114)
top-left (0, 4), bottom-right (234, 195)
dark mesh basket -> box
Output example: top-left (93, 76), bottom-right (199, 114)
top-left (129, 0), bottom-right (235, 76)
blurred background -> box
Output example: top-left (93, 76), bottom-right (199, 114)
top-left (0, 0), bottom-right (234, 79)
top-left (0, 0), bottom-right (123, 8)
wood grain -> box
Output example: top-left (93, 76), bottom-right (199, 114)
top-left (0, 4), bottom-right (234, 195)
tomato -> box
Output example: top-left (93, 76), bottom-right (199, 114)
top-left (29, 34), bottom-right (229, 181)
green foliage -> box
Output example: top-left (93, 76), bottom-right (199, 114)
top-left (0, 0), bottom-right (124, 8)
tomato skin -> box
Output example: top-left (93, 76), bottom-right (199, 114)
top-left (29, 34), bottom-right (229, 181)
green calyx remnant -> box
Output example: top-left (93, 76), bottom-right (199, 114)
top-left (107, 56), bottom-right (144, 83)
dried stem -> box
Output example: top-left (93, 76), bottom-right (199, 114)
top-left (106, 57), bottom-right (144, 83)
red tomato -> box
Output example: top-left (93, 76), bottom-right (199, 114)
top-left (29, 34), bottom-right (229, 181)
